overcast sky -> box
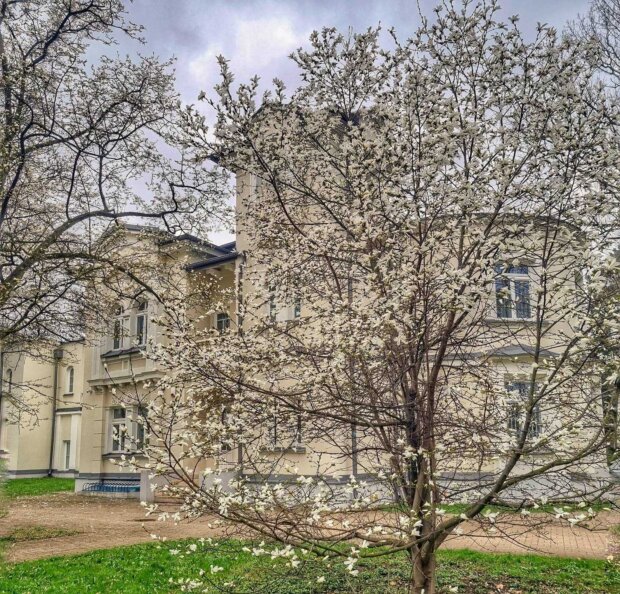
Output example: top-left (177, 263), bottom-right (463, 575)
top-left (117, 1), bottom-right (591, 244)
top-left (121, 0), bottom-right (591, 106)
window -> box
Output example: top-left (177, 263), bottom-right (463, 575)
top-left (220, 407), bottom-right (232, 452)
top-left (268, 287), bottom-right (277, 321)
top-left (216, 312), bottom-right (230, 332)
top-left (112, 305), bottom-right (128, 350)
top-left (506, 381), bottom-right (542, 438)
top-left (5, 369), bottom-right (12, 394)
top-left (111, 302), bottom-right (149, 351)
top-left (495, 264), bottom-right (532, 319)
top-left (135, 406), bottom-right (147, 451)
top-left (66, 366), bottom-right (74, 394)
top-left (293, 297), bottom-right (302, 319)
top-left (110, 406), bottom-right (148, 453)
top-left (136, 301), bottom-right (148, 346)
top-left (268, 411), bottom-right (303, 450)
top-left (111, 407), bottom-right (128, 452)
top-left (63, 440), bottom-right (71, 470)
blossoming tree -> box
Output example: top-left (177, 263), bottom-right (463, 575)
top-left (0, 0), bottom-right (229, 386)
top-left (139, 2), bottom-right (620, 592)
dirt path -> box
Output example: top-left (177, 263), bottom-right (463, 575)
top-left (443, 518), bottom-right (617, 559)
top-left (0, 493), bottom-right (617, 563)
top-left (0, 493), bottom-right (221, 563)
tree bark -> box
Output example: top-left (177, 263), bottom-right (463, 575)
top-left (410, 547), bottom-right (436, 594)
top-left (604, 382), bottom-right (619, 467)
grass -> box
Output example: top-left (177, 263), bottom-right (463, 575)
top-left (0, 539), bottom-right (617, 593)
top-left (1, 478), bottom-right (74, 499)
top-left (379, 501), bottom-right (619, 517)
top-left (0, 526), bottom-right (78, 544)
top-left (0, 475), bottom-right (76, 565)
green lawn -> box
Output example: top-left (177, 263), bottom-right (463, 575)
top-left (0, 539), bottom-right (617, 593)
top-left (1, 477), bottom-right (74, 499)
top-left (0, 526), bottom-right (78, 544)
top-left (380, 501), bottom-right (618, 517)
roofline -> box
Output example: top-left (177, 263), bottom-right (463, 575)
top-left (157, 233), bottom-right (230, 254)
top-left (100, 223), bottom-right (229, 254)
top-left (216, 241), bottom-right (236, 252)
top-left (186, 252), bottom-right (238, 271)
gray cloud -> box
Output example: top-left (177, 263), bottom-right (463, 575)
top-left (118, 0), bottom-right (590, 244)
top-left (122, 0), bottom-right (590, 104)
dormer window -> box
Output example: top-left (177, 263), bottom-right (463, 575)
top-left (495, 264), bottom-right (532, 319)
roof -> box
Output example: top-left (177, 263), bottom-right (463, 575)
top-left (186, 252), bottom-right (238, 271)
top-left (216, 241), bottom-right (237, 253)
top-left (106, 223), bottom-right (230, 253)
top-left (157, 233), bottom-right (228, 253)
top-left (186, 243), bottom-right (238, 271)
top-left (114, 224), bottom-right (240, 262)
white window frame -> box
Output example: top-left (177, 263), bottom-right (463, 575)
top-left (495, 264), bottom-right (532, 320)
top-left (111, 301), bottom-right (151, 351)
top-left (112, 306), bottom-right (130, 350)
top-left (220, 407), bottom-right (232, 452)
top-left (268, 287), bottom-right (277, 321)
top-left (66, 366), bottom-right (74, 394)
top-left (267, 410), bottom-right (303, 451)
top-left (5, 368), bottom-right (12, 394)
top-left (506, 380), bottom-right (542, 438)
top-left (110, 407), bottom-right (128, 452)
top-left (135, 300), bottom-right (148, 346)
top-left (293, 296), bottom-right (301, 319)
top-left (109, 406), bottom-right (147, 453)
top-left (266, 291), bottom-right (302, 322)
top-left (135, 406), bottom-right (147, 451)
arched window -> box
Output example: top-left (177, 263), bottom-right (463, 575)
top-left (66, 366), bottom-right (74, 394)
top-left (5, 369), bottom-right (12, 394)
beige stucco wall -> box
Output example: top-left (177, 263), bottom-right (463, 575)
top-left (0, 205), bottom-right (606, 501)
top-left (0, 340), bottom-right (85, 477)
top-left (75, 227), bottom-right (233, 491)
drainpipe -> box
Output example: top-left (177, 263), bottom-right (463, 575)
top-left (236, 253), bottom-right (245, 478)
top-left (0, 348), bottom-right (4, 456)
top-left (47, 348), bottom-right (64, 477)
top-left (347, 276), bottom-right (359, 498)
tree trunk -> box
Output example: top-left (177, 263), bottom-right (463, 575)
top-left (410, 547), bottom-right (437, 594)
top-left (603, 381), bottom-right (619, 468)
